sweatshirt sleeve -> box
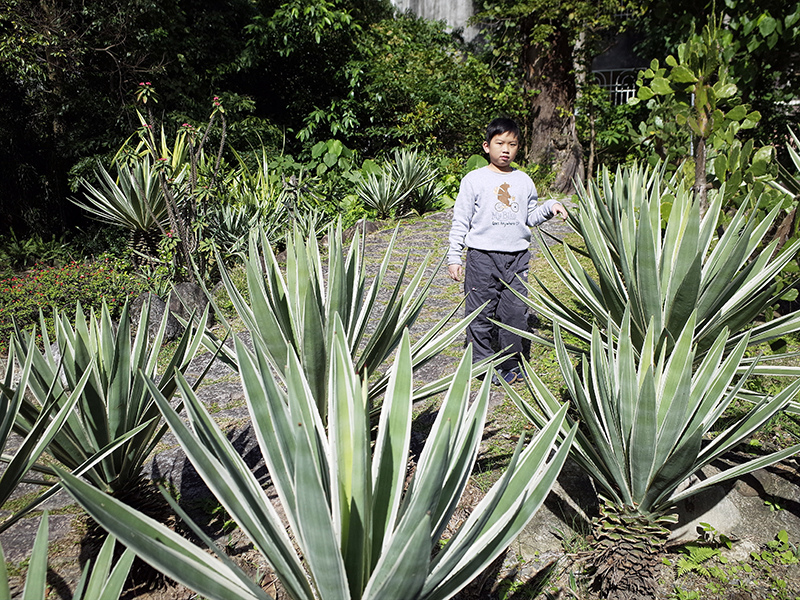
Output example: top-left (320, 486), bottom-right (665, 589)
top-left (527, 198), bottom-right (559, 228)
top-left (447, 176), bottom-right (475, 265)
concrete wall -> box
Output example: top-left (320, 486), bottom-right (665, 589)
top-left (391, 0), bottom-right (479, 40)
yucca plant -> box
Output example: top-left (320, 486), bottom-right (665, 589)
top-left (391, 148), bottom-right (435, 192)
top-left (2, 512), bottom-right (134, 600)
top-left (407, 178), bottom-right (446, 217)
top-left (391, 148), bottom-right (437, 215)
top-left (60, 325), bottom-right (575, 600)
top-left (506, 310), bottom-right (800, 598)
top-left (209, 222), bottom-right (491, 419)
top-left (517, 163), bottom-right (800, 360)
top-left (117, 114), bottom-right (190, 174)
top-left (12, 300), bottom-right (210, 497)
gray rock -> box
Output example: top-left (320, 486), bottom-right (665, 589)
top-left (664, 457), bottom-right (800, 548)
top-left (319, 219), bottom-right (379, 248)
top-left (0, 513), bottom-right (74, 564)
top-left (168, 282), bottom-right (211, 326)
top-left (343, 219), bottom-right (379, 243)
top-left (131, 284), bottom-right (209, 342)
top-left (131, 292), bottom-right (182, 341)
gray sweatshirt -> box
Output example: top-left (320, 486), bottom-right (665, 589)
top-left (447, 166), bottom-right (558, 265)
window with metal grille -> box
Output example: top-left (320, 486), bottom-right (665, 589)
top-left (593, 69), bottom-right (642, 105)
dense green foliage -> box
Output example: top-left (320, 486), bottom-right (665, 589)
top-left (0, 230), bottom-right (74, 274)
top-left (299, 14), bottom-right (518, 157)
top-left (1, 0), bottom-right (797, 247)
top-left (0, 0), bottom-right (256, 233)
top-left (633, 0), bottom-right (800, 152)
top-left (0, 1), bottom-right (507, 238)
top-left (584, 0), bottom-right (800, 171)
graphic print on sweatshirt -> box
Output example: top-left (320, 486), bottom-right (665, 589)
top-left (492, 181), bottom-right (520, 228)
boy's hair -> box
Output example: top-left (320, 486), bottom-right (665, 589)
top-left (485, 118), bottom-right (520, 143)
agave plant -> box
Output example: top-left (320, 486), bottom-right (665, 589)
top-left (61, 325), bottom-right (575, 600)
top-left (506, 311), bottom-right (800, 598)
top-left (0, 345), bottom-right (90, 529)
top-left (12, 300), bottom-right (210, 496)
top-left (355, 170), bottom-right (407, 219)
top-left (72, 157), bottom-right (177, 233)
top-left (1, 512), bottom-right (133, 600)
top-left (356, 149), bottom-right (437, 219)
top-left (208, 222), bottom-right (491, 420)
top-left (206, 151), bottom-right (331, 262)
top-left (391, 148), bottom-right (435, 189)
top-left (223, 148), bottom-right (278, 203)
top-left (517, 163), bottom-right (800, 360)
top-left (214, 147), bottom-right (291, 243)
top-left (203, 202), bottom-right (262, 261)
top-left (407, 178), bottom-right (446, 217)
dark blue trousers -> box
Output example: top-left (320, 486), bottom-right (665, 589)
top-left (464, 247), bottom-right (529, 371)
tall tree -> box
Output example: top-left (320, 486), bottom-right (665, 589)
top-left (0, 0), bottom-right (252, 234)
top-left (472, 0), bottom-right (643, 193)
top-left (632, 0), bottom-right (800, 156)
top-left (631, 15), bottom-right (764, 212)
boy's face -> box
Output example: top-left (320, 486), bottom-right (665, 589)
top-left (483, 131), bottom-right (519, 172)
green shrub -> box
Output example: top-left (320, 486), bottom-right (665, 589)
top-left (0, 229), bottom-right (72, 272)
top-left (0, 256), bottom-right (145, 354)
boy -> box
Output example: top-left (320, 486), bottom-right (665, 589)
top-left (447, 118), bottom-right (567, 384)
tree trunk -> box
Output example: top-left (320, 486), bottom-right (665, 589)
top-left (694, 135), bottom-right (708, 215)
top-left (521, 24), bottom-right (584, 195)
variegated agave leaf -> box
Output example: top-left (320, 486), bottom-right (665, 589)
top-left (0, 343), bottom-right (91, 530)
top-left (1, 512), bottom-right (134, 600)
top-left (507, 308), bottom-right (800, 519)
top-left (516, 162), bottom-right (800, 362)
top-left (207, 221), bottom-right (488, 420)
top-left (61, 325), bottom-right (575, 600)
top-left (12, 299), bottom-right (210, 495)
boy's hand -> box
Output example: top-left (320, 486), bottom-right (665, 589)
top-left (553, 202), bottom-right (568, 221)
top-left (448, 264), bottom-right (462, 281)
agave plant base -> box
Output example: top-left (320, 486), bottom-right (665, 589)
top-left (81, 478), bottom-right (178, 592)
top-left (129, 228), bottom-right (162, 264)
top-left (589, 502), bottom-right (674, 600)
